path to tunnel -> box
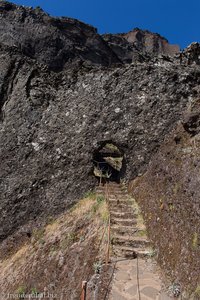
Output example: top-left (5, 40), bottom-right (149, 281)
top-left (96, 182), bottom-right (174, 300)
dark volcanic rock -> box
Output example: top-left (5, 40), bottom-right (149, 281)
top-left (0, 2), bottom-right (181, 70)
top-left (0, 43), bottom-right (199, 241)
top-left (183, 110), bottom-right (200, 136)
top-left (0, 1), bottom-right (120, 70)
top-left (180, 42), bottom-right (200, 65)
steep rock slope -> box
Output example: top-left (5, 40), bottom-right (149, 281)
top-left (130, 105), bottom-right (200, 297)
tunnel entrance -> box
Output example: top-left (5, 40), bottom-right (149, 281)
top-left (93, 142), bottom-right (125, 183)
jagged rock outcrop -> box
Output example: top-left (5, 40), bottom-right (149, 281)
top-left (103, 28), bottom-right (180, 63)
top-left (180, 42), bottom-right (200, 65)
top-left (0, 1), bottom-right (120, 71)
top-left (0, 4), bottom-right (200, 297)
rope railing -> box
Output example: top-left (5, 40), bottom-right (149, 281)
top-left (105, 182), bottom-right (111, 265)
top-left (136, 256), bottom-right (141, 300)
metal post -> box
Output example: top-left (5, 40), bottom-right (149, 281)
top-left (81, 281), bottom-right (87, 300)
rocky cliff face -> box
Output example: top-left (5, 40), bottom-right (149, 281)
top-left (0, 1), bottom-right (120, 71)
top-left (0, 1), bottom-right (200, 296)
top-left (0, 1), bottom-right (181, 69)
top-left (103, 28), bottom-right (180, 63)
top-left (1, 46), bottom-right (199, 241)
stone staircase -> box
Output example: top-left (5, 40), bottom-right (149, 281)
top-left (96, 182), bottom-right (174, 300)
top-left (96, 182), bottom-right (151, 259)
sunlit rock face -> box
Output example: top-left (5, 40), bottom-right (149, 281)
top-left (103, 28), bottom-right (180, 63)
top-left (0, 1), bottom-right (199, 245)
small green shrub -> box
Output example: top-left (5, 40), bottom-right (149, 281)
top-left (173, 183), bottom-right (180, 195)
top-left (91, 195), bottom-right (105, 214)
top-left (93, 261), bottom-right (102, 274)
top-left (100, 209), bottom-right (109, 223)
top-left (84, 190), bottom-right (96, 198)
top-left (169, 203), bottom-right (175, 211)
top-left (32, 228), bottom-right (45, 242)
top-left (67, 232), bottom-right (77, 242)
top-left (96, 195), bottom-right (105, 204)
top-left (61, 232), bottom-right (78, 249)
top-left (16, 285), bottom-right (26, 296)
top-left (137, 229), bottom-right (147, 237)
top-left (192, 232), bottom-right (198, 249)
top-left (147, 248), bottom-right (157, 258)
top-left (39, 238), bottom-right (46, 245)
top-left (92, 203), bottom-right (99, 214)
top-left (168, 283), bottom-right (181, 297)
top-left (194, 285), bottom-right (200, 296)
top-left (31, 287), bottom-right (39, 295)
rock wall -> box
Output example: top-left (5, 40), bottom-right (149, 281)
top-left (0, 43), bottom-right (199, 241)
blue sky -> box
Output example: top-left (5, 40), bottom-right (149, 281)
top-left (11, 0), bottom-right (200, 49)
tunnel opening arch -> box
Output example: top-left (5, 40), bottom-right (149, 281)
top-left (92, 140), bottom-right (126, 184)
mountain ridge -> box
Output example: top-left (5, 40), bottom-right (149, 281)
top-left (0, 1), bottom-right (181, 70)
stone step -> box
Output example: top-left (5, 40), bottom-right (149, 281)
top-left (96, 188), bottom-right (105, 193)
top-left (109, 206), bottom-right (134, 213)
top-left (109, 201), bottom-right (133, 208)
top-left (111, 217), bottom-right (137, 226)
top-left (112, 245), bottom-right (151, 259)
top-left (109, 203), bottom-right (137, 214)
top-left (109, 198), bottom-right (130, 203)
top-left (110, 211), bottom-right (135, 219)
top-left (112, 235), bottom-right (150, 248)
top-left (107, 183), bottom-right (121, 187)
top-left (111, 225), bottom-right (146, 236)
top-left (109, 192), bottom-right (125, 196)
top-left (109, 205), bottom-right (133, 211)
top-left (108, 190), bottom-right (124, 194)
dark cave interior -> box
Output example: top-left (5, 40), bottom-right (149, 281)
top-left (93, 142), bottom-right (125, 183)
